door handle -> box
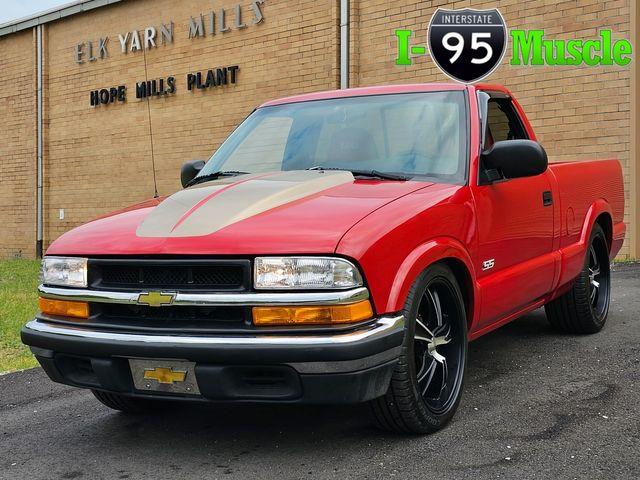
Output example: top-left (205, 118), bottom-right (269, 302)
top-left (542, 191), bottom-right (553, 207)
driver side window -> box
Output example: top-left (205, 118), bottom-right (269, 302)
top-left (485, 99), bottom-right (527, 148)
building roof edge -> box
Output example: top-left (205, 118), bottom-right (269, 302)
top-left (0, 0), bottom-right (124, 38)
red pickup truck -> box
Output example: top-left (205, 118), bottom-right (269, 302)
top-left (22, 83), bottom-right (625, 434)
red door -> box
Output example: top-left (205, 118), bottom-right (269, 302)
top-left (473, 174), bottom-right (555, 327)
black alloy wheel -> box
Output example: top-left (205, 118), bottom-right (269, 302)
top-left (370, 263), bottom-right (468, 434)
top-left (545, 223), bottom-right (611, 334)
top-left (414, 278), bottom-right (465, 414)
top-left (587, 241), bottom-right (610, 321)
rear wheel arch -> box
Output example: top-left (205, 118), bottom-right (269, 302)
top-left (556, 200), bottom-right (615, 289)
top-left (578, 200), bottom-right (613, 250)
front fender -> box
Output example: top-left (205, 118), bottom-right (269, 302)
top-left (384, 237), bottom-right (478, 322)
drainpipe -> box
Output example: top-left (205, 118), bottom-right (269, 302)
top-left (340, 0), bottom-right (349, 89)
top-left (36, 25), bottom-right (43, 258)
top-left (632, 0), bottom-right (639, 259)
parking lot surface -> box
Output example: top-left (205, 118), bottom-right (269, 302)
top-left (1, 264), bottom-right (639, 480)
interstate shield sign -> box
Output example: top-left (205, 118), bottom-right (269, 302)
top-left (428, 8), bottom-right (508, 83)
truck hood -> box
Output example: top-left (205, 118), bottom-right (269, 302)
top-left (47, 170), bottom-right (432, 256)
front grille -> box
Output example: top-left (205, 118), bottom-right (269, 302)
top-left (88, 259), bottom-right (251, 292)
top-left (92, 303), bottom-right (249, 333)
top-left (42, 304), bottom-right (250, 334)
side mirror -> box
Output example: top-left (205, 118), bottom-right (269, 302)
top-left (481, 140), bottom-right (547, 182)
top-left (181, 160), bottom-right (205, 188)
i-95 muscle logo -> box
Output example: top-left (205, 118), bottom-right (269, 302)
top-left (395, 8), bottom-right (632, 82)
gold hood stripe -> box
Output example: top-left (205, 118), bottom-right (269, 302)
top-left (170, 172), bottom-right (274, 233)
top-left (135, 172), bottom-right (268, 238)
top-left (136, 170), bottom-right (355, 238)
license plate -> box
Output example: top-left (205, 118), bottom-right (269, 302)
top-left (129, 359), bottom-right (200, 396)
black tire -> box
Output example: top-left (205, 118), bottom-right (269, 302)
top-left (545, 223), bottom-right (611, 334)
top-left (91, 390), bottom-right (158, 413)
top-left (369, 263), bottom-right (468, 434)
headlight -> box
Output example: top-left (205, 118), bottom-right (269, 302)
top-left (254, 257), bottom-right (363, 290)
top-left (41, 257), bottom-right (88, 288)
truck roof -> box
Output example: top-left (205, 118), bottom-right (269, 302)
top-left (259, 83), bottom-right (511, 108)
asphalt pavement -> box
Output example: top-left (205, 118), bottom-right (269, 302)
top-left (1, 264), bottom-right (639, 480)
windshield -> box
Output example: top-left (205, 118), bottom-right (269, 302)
top-left (197, 91), bottom-right (468, 182)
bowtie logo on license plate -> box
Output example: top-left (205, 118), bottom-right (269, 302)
top-left (428, 8), bottom-right (508, 83)
top-left (143, 367), bottom-right (187, 385)
top-left (137, 291), bottom-right (176, 307)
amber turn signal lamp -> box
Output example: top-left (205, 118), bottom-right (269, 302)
top-left (253, 300), bottom-right (373, 326)
top-left (39, 298), bottom-right (89, 319)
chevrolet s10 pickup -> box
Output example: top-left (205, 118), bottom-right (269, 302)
top-left (22, 84), bottom-right (625, 434)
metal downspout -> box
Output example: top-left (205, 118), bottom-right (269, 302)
top-left (340, 0), bottom-right (349, 89)
top-left (36, 25), bottom-right (43, 258)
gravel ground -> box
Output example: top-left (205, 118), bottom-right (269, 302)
top-left (1, 264), bottom-right (639, 480)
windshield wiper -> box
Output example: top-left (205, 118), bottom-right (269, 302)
top-left (307, 166), bottom-right (409, 181)
top-left (186, 171), bottom-right (250, 187)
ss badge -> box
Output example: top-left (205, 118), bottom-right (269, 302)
top-left (482, 259), bottom-right (495, 271)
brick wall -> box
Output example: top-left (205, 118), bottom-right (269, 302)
top-left (0, 0), bottom-right (635, 259)
top-left (0, 29), bottom-right (36, 258)
top-left (352, 0), bottom-right (632, 258)
top-left (42, 0), bottom-right (340, 247)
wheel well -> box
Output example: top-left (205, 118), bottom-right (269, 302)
top-left (595, 213), bottom-right (613, 252)
top-left (441, 258), bottom-right (474, 330)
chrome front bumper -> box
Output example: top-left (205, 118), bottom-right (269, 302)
top-left (23, 314), bottom-right (404, 348)
top-left (22, 314), bottom-right (405, 403)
